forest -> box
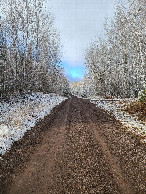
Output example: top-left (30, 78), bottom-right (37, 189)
top-left (0, 0), bottom-right (70, 100)
top-left (71, 0), bottom-right (145, 100)
top-left (0, 0), bottom-right (145, 101)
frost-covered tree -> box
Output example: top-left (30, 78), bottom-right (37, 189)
top-left (84, 0), bottom-right (145, 98)
top-left (0, 16), bottom-right (8, 98)
top-left (0, 0), bottom-right (69, 98)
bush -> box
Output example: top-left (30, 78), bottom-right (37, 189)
top-left (63, 89), bottom-right (70, 98)
top-left (125, 100), bottom-right (146, 121)
top-left (138, 88), bottom-right (146, 102)
top-left (81, 93), bottom-right (87, 98)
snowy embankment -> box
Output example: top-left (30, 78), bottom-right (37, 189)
top-left (0, 93), bottom-right (67, 155)
top-left (90, 97), bottom-right (146, 143)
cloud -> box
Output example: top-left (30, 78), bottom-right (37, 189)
top-left (49, 0), bottom-right (116, 81)
top-left (62, 59), bottom-right (84, 67)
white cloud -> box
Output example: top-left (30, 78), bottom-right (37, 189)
top-left (48, 0), bottom-right (116, 72)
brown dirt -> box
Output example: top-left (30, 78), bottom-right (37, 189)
top-left (0, 97), bottom-right (145, 194)
top-left (124, 100), bottom-right (146, 122)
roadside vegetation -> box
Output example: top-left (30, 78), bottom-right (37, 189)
top-left (0, 93), bottom-right (67, 155)
top-left (70, 0), bottom-right (145, 100)
top-left (124, 89), bottom-right (146, 122)
top-left (0, 0), bottom-right (70, 100)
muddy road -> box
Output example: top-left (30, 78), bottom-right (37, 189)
top-left (0, 97), bottom-right (145, 193)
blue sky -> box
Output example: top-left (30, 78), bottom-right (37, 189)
top-left (63, 61), bottom-right (85, 82)
top-left (50, 0), bottom-right (116, 82)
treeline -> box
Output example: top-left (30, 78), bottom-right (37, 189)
top-left (84, 0), bottom-right (145, 98)
top-left (0, 0), bottom-right (70, 99)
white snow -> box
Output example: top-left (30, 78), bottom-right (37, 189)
top-left (0, 93), bottom-right (67, 155)
top-left (0, 124), bottom-right (9, 137)
top-left (90, 98), bottom-right (146, 143)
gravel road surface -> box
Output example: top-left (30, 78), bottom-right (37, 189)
top-left (0, 97), bottom-right (145, 193)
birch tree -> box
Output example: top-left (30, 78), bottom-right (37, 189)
top-left (84, 0), bottom-right (145, 98)
top-left (0, 0), bottom-right (69, 98)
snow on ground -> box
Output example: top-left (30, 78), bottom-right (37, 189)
top-left (90, 97), bottom-right (146, 143)
top-left (0, 93), bottom-right (67, 155)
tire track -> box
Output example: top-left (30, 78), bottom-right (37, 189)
top-left (80, 99), bottom-right (145, 194)
top-left (79, 99), bottom-right (133, 194)
top-left (60, 97), bottom-right (121, 193)
top-left (1, 97), bottom-right (145, 194)
top-left (7, 99), bottom-right (72, 194)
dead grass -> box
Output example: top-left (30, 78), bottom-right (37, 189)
top-left (124, 100), bottom-right (146, 122)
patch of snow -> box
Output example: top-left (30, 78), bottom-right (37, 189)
top-left (0, 93), bottom-right (67, 155)
top-left (0, 124), bottom-right (9, 137)
top-left (90, 98), bottom-right (146, 143)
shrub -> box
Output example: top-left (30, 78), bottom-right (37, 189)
top-left (138, 88), bottom-right (146, 102)
top-left (125, 100), bottom-right (146, 121)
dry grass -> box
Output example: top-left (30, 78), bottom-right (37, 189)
top-left (124, 100), bottom-right (146, 122)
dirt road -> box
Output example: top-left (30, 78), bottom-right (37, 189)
top-left (0, 97), bottom-right (145, 193)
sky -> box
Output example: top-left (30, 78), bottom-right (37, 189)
top-left (50, 0), bottom-right (116, 82)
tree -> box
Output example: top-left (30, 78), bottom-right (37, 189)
top-left (84, 0), bottom-right (145, 98)
top-left (0, 0), bottom-right (69, 98)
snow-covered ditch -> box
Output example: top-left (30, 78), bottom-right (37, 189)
top-left (0, 93), bottom-right (67, 155)
top-left (90, 97), bottom-right (146, 143)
